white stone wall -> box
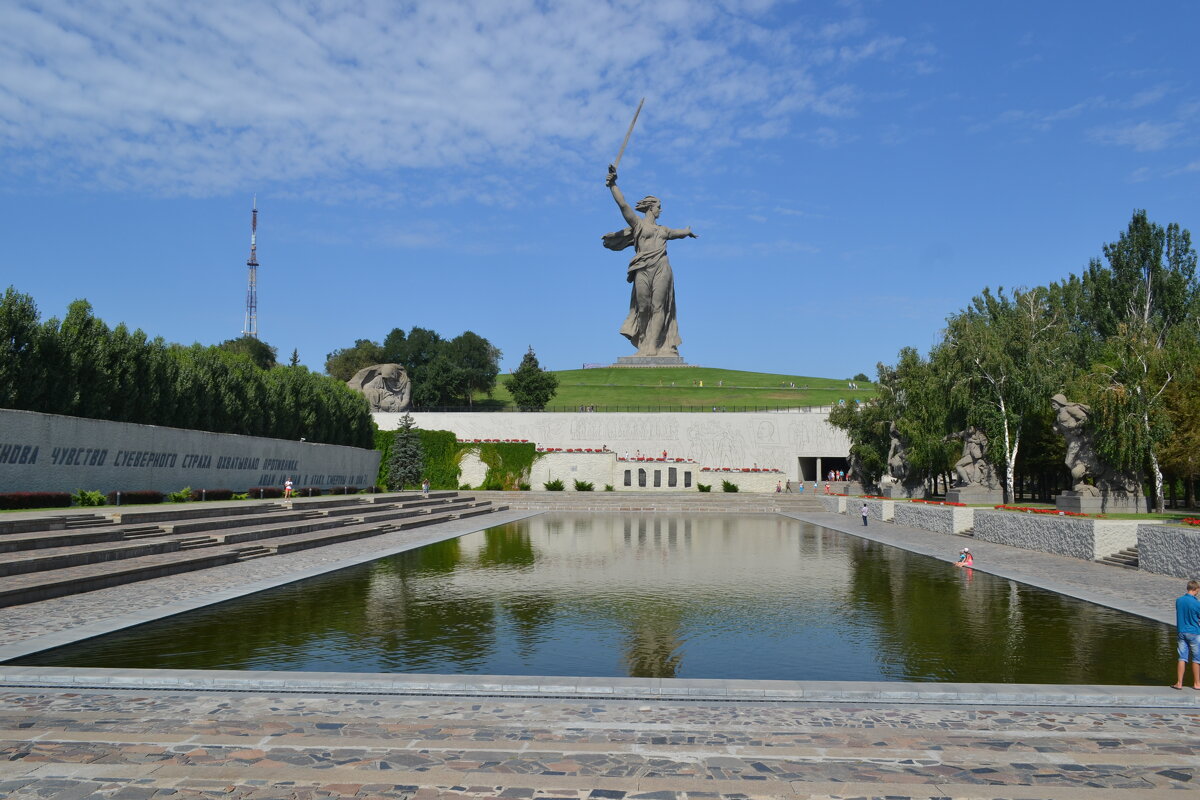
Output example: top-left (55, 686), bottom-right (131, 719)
top-left (973, 510), bottom-right (1143, 560)
top-left (376, 410), bottom-right (851, 481)
top-left (1137, 524), bottom-right (1200, 579)
top-left (893, 503), bottom-right (976, 535)
top-left (0, 408), bottom-right (380, 494)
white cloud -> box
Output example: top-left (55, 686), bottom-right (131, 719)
top-left (0, 0), bottom-right (912, 199)
top-left (1088, 121), bottom-right (1183, 151)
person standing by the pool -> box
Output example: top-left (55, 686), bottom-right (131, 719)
top-left (860, 503), bottom-right (868, 526)
top-left (1172, 580), bottom-right (1200, 690)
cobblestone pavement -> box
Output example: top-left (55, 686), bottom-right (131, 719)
top-left (0, 510), bottom-right (539, 660)
top-left (1, 687), bottom-right (1197, 799)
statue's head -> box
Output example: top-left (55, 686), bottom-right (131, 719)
top-left (635, 195), bottom-right (661, 214)
top-left (1051, 393), bottom-right (1068, 408)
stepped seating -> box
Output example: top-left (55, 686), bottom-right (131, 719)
top-left (0, 492), bottom-right (508, 608)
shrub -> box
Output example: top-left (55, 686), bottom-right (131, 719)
top-left (544, 478), bottom-right (565, 491)
top-left (697, 483), bottom-right (712, 492)
top-left (296, 487), bottom-right (323, 497)
top-left (604, 484), bottom-right (614, 492)
top-left (248, 487), bottom-right (284, 499)
top-left (0, 492), bottom-right (72, 510)
top-left (460, 483), bottom-right (473, 490)
top-left (188, 488), bottom-right (234, 502)
top-left (106, 490), bottom-right (165, 505)
top-left (721, 480), bottom-right (739, 493)
top-left (166, 486), bottom-right (193, 503)
top-left (232, 492), bottom-right (249, 500)
top-left (328, 486), bottom-right (359, 495)
top-left (72, 489), bottom-right (106, 507)
top-left (518, 482), bottom-right (531, 491)
top-left (573, 480), bottom-right (594, 491)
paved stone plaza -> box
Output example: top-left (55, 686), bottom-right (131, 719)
top-left (2, 501), bottom-right (1199, 798)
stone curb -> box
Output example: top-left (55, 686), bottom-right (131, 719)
top-left (0, 665), bottom-right (1195, 708)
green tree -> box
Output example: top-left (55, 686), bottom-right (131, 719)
top-left (446, 330), bottom-right (501, 407)
top-left (1081, 211), bottom-right (1198, 511)
top-left (288, 348), bottom-right (300, 367)
top-left (942, 286), bottom-right (1067, 502)
top-left (0, 287), bottom-right (45, 410)
top-left (414, 354), bottom-right (468, 408)
top-left (324, 339), bottom-right (385, 381)
top-left (218, 335), bottom-right (278, 370)
top-left (388, 413), bottom-right (424, 490)
top-left (505, 347), bottom-right (559, 411)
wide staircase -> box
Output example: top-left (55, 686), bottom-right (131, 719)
top-left (0, 492), bottom-right (507, 609)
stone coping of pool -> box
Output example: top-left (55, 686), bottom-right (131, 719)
top-left (0, 665), bottom-right (1195, 708)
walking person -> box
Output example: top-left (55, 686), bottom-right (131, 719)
top-left (421, 477), bottom-right (430, 499)
top-left (1172, 580), bottom-right (1200, 690)
top-left (860, 503), bottom-right (869, 526)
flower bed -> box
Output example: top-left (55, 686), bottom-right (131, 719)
top-left (912, 498), bottom-right (966, 507)
top-left (994, 504), bottom-right (1102, 518)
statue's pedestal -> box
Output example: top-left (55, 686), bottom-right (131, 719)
top-left (1055, 491), bottom-right (1147, 514)
top-left (613, 355), bottom-right (688, 367)
top-left (946, 486), bottom-right (1004, 505)
top-left (881, 484), bottom-right (926, 500)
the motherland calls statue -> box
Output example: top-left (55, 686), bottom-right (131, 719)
top-left (603, 167), bottom-right (696, 357)
top-left (347, 364), bottom-right (412, 412)
top-left (600, 100), bottom-right (696, 360)
top-left (1050, 393), bottom-right (1143, 511)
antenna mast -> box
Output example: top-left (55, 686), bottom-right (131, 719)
top-left (242, 195), bottom-right (259, 338)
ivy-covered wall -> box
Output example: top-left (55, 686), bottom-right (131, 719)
top-left (473, 442), bottom-right (539, 490)
top-left (374, 429), bottom-right (540, 490)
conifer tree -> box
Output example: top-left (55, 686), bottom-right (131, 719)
top-left (387, 413), bottom-right (424, 490)
top-left (505, 346), bottom-right (559, 411)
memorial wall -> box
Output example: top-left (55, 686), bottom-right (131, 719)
top-left (0, 408), bottom-right (380, 494)
top-left (378, 411), bottom-right (851, 482)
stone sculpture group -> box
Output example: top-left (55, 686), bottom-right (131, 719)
top-left (1050, 393), bottom-right (1143, 512)
top-left (347, 364), bottom-right (412, 412)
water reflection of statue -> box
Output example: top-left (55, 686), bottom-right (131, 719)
top-left (603, 167), bottom-right (696, 357)
top-left (1050, 393), bottom-right (1139, 496)
top-left (946, 426), bottom-right (997, 488)
top-left (347, 364), bottom-right (412, 412)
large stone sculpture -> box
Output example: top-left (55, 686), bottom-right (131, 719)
top-left (347, 364), bottom-right (412, 412)
top-left (944, 426), bottom-right (1002, 504)
top-left (1050, 394), bottom-right (1144, 512)
top-left (603, 166), bottom-right (696, 364)
top-left (879, 422), bottom-right (925, 499)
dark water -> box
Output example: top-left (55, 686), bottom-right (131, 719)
top-left (12, 514), bottom-right (1173, 683)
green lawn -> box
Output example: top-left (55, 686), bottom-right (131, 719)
top-left (476, 366), bottom-right (874, 411)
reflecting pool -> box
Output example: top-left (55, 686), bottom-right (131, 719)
top-left (13, 514), bottom-right (1172, 683)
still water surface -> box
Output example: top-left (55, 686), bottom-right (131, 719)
top-left (16, 514), bottom-right (1172, 683)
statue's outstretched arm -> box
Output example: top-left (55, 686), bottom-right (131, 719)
top-left (666, 226), bottom-right (697, 240)
top-left (607, 166), bottom-right (638, 227)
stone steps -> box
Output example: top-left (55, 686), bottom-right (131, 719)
top-left (1099, 545), bottom-right (1139, 569)
top-left (0, 492), bottom-right (504, 608)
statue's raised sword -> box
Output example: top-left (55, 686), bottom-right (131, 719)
top-left (611, 97), bottom-right (645, 171)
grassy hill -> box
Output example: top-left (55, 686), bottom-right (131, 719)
top-left (471, 367), bottom-right (873, 411)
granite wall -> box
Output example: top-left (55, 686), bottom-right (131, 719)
top-left (0, 408), bottom-right (380, 494)
top-left (973, 510), bottom-right (1143, 561)
top-left (893, 503), bottom-right (976, 535)
top-left (1137, 524), bottom-right (1200, 579)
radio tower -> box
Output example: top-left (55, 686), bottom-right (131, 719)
top-left (242, 195), bottom-right (259, 338)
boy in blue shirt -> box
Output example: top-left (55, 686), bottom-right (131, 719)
top-left (1173, 580), bottom-right (1200, 690)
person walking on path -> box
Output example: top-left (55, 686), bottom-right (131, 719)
top-left (1172, 580), bottom-right (1200, 690)
top-left (860, 503), bottom-right (869, 526)
top-left (421, 478), bottom-right (430, 499)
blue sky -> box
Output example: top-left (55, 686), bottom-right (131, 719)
top-left (1, 1), bottom-right (1197, 378)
